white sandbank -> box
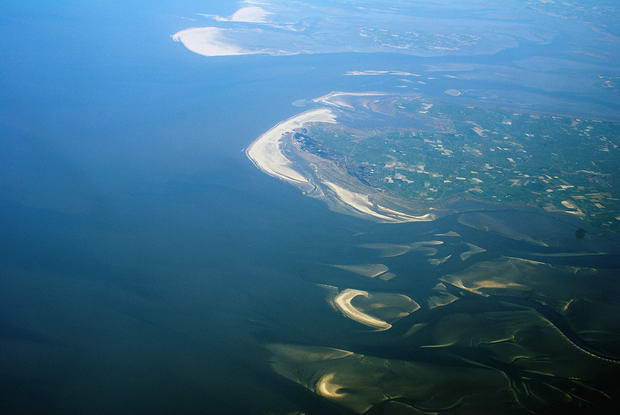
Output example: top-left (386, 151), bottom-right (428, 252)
top-left (333, 289), bottom-right (392, 331)
top-left (172, 27), bottom-right (254, 57)
top-left (246, 109), bottom-right (337, 184)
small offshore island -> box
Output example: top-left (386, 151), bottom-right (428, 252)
top-left (247, 91), bottom-right (620, 231)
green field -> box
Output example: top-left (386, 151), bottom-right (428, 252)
top-left (297, 98), bottom-right (620, 230)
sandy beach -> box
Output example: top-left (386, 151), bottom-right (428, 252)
top-left (171, 27), bottom-right (254, 57)
top-left (246, 108), bottom-right (337, 184)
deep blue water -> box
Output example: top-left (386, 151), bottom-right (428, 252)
top-left (0, 2), bottom-right (394, 413)
top-left (2, 1), bottom-right (620, 414)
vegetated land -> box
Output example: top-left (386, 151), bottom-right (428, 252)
top-left (296, 99), bottom-right (620, 231)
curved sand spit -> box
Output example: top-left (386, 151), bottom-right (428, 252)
top-left (246, 108), bottom-right (337, 184)
top-left (333, 289), bottom-right (392, 331)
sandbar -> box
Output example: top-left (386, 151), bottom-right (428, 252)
top-left (332, 263), bottom-right (389, 278)
top-left (172, 27), bottom-right (254, 57)
top-left (333, 289), bottom-right (392, 331)
top-left (358, 243), bottom-right (413, 257)
top-left (313, 91), bottom-right (387, 109)
top-left (435, 231), bottom-right (461, 237)
top-left (561, 200), bottom-right (578, 210)
top-left (324, 181), bottom-right (397, 222)
top-left (429, 254), bottom-right (452, 266)
top-left (316, 373), bottom-right (346, 399)
top-left (267, 343), bottom-right (353, 362)
top-left (460, 243), bottom-right (487, 261)
top-left (325, 181), bottom-right (434, 223)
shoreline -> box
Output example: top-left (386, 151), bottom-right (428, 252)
top-left (245, 93), bottom-right (438, 223)
top-left (245, 108), bottom-right (337, 184)
top-left (172, 27), bottom-right (257, 57)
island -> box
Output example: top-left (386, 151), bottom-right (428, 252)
top-left (246, 91), bottom-right (620, 231)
